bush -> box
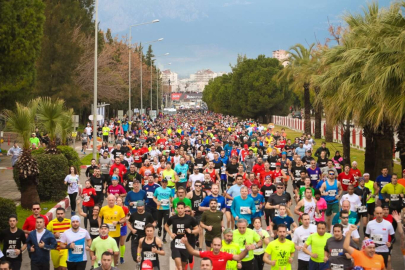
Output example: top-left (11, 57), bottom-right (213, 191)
top-left (57, 145), bottom-right (81, 174)
top-left (35, 153), bottom-right (69, 201)
top-left (31, 148), bottom-right (45, 155)
top-left (0, 198), bottom-right (17, 230)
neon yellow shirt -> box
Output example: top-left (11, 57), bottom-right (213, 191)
top-left (253, 230), bottom-right (269, 255)
top-left (162, 169), bottom-right (176, 187)
top-left (102, 127), bottom-right (110, 136)
top-left (221, 240), bottom-right (240, 270)
top-left (305, 232), bottom-right (332, 263)
top-left (364, 180), bottom-right (376, 203)
top-left (232, 228), bottom-right (261, 262)
top-left (265, 238), bottom-right (295, 270)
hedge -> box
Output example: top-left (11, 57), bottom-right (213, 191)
top-left (0, 198), bottom-right (17, 230)
top-left (57, 145), bottom-right (81, 174)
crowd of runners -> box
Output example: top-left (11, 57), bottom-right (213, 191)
top-left (1, 111), bottom-right (405, 270)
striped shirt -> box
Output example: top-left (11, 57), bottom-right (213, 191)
top-left (47, 218), bottom-right (71, 250)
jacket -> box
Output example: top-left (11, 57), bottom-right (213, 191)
top-left (26, 229), bottom-right (57, 263)
top-left (244, 155), bottom-right (257, 173)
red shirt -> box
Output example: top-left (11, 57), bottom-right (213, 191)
top-left (205, 169), bottom-right (217, 183)
top-left (156, 138), bottom-right (166, 145)
top-left (199, 251), bottom-right (234, 270)
top-left (252, 163), bottom-right (265, 176)
top-left (244, 179), bottom-right (261, 189)
top-left (338, 172), bottom-right (355, 191)
top-left (132, 149), bottom-right (143, 163)
top-left (240, 150), bottom-right (249, 161)
top-left (82, 187), bottom-right (97, 207)
top-left (141, 147), bottom-right (149, 155)
top-left (109, 163), bottom-right (127, 182)
top-left (22, 215), bottom-right (49, 232)
top-left (259, 170), bottom-right (273, 186)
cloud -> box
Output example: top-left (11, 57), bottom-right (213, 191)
top-left (223, 1), bottom-right (253, 7)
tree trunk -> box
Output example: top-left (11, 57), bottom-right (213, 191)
top-left (363, 125), bottom-right (376, 178)
top-left (325, 113), bottom-right (334, 142)
top-left (342, 122), bottom-right (351, 165)
top-left (372, 124), bottom-right (394, 179)
top-left (20, 177), bottom-right (40, 209)
top-left (313, 87), bottom-right (322, 139)
top-left (303, 83), bottom-right (311, 134)
top-left (396, 116), bottom-right (405, 171)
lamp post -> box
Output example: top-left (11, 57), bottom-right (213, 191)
top-left (140, 38), bottom-right (163, 115)
top-left (151, 53), bottom-right (169, 110)
top-left (128, 19), bottom-right (159, 120)
top-left (92, 0), bottom-right (98, 159)
top-left (156, 63), bottom-right (171, 112)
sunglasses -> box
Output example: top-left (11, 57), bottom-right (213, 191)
top-left (32, 208), bottom-right (40, 210)
top-left (185, 210), bottom-right (191, 213)
top-left (277, 187), bottom-right (284, 189)
top-left (329, 173), bottom-right (335, 176)
top-left (195, 185), bottom-right (202, 187)
top-left (341, 217), bottom-right (349, 219)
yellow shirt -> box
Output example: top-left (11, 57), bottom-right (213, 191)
top-left (47, 218), bottom-right (71, 250)
top-left (102, 127), bottom-right (110, 136)
top-left (99, 205), bottom-right (125, 238)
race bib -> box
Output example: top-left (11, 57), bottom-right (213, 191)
top-left (390, 194), bottom-right (399, 201)
top-left (381, 181), bottom-right (389, 188)
top-left (217, 203), bottom-right (221, 210)
top-left (274, 209), bottom-right (279, 217)
top-left (83, 195), bottom-right (90, 202)
top-left (94, 185), bottom-right (102, 192)
top-left (132, 201), bottom-right (138, 208)
top-left (263, 155), bottom-right (268, 160)
top-left (161, 199), bottom-right (169, 206)
top-left (6, 249), bottom-right (17, 259)
top-left (135, 156), bottom-right (140, 160)
top-left (227, 200), bottom-right (233, 207)
top-left (72, 245), bottom-right (84, 255)
top-left (165, 176), bottom-right (172, 181)
top-left (265, 190), bottom-right (273, 197)
top-left (175, 239), bottom-right (186, 249)
top-left (371, 234), bottom-right (383, 244)
top-left (108, 223), bottom-right (117, 232)
top-left (143, 251), bottom-right (156, 261)
top-left (90, 227), bottom-right (99, 236)
top-left (255, 204), bottom-right (260, 211)
top-left (275, 177), bottom-right (281, 183)
top-left (358, 205), bottom-right (367, 213)
top-left (330, 264), bottom-right (344, 270)
top-left (221, 167), bottom-right (226, 174)
top-left (342, 179), bottom-right (350, 185)
top-left (328, 190), bottom-right (336, 196)
top-left (128, 181), bottom-right (133, 188)
top-left (198, 164), bottom-right (203, 168)
top-left (147, 192), bottom-right (154, 199)
top-left (240, 207), bottom-right (250, 214)
top-left (134, 220), bottom-right (146, 230)
top-left (270, 162), bottom-right (276, 168)
top-left (310, 174), bottom-right (318, 180)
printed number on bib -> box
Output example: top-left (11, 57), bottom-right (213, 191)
top-left (217, 203), bottom-right (221, 211)
top-left (134, 220), bottom-right (146, 230)
top-left (358, 205), bottom-right (367, 213)
top-left (328, 190), bottom-right (336, 196)
top-left (72, 245), bottom-right (84, 254)
top-left (132, 201), bottom-right (138, 208)
top-left (274, 209), bottom-right (280, 217)
top-left (240, 207), bottom-right (250, 214)
top-left (161, 199), bottom-right (169, 206)
top-left (129, 182), bottom-right (133, 188)
top-left (143, 251), bottom-right (156, 261)
top-left (371, 234), bottom-right (383, 244)
top-left (227, 200), bottom-right (232, 207)
top-left (94, 185), bottom-right (102, 192)
top-left (83, 195), bottom-right (90, 202)
top-left (390, 194), bottom-right (399, 201)
top-left (90, 227), bottom-right (100, 235)
top-left (265, 190), bottom-right (273, 197)
top-left (6, 249), bottom-right (17, 259)
top-left (330, 264), bottom-right (344, 270)
top-left (108, 224), bottom-right (117, 232)
top-left (147, 192), bottom-right (154, 199)
top-left (175, 239), bottom-right (186, 249)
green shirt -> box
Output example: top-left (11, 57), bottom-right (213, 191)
top-left (201, 210), bottom-right (223, 241)
top-left (305, 232), bottom-right (332, 263)
top-left (233, 228), bottom-right (261, 262)
top-left (90, 236), bottom-right (119, 267)
top-left (265, 238), bottom-right (295, 270)
top-left (221, 240), bottom-right (240, 270)
top-left (29, 137), bottom-right (40, 147)
top-left (364, 180), bottom-right (376, 203)
top-left (172, 197), bottom-right (192, 214)
top-left (299, 186), bottom-right (314, 199)
top-left (253, 229), bottom-right (269, 255)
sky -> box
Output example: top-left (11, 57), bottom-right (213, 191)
top-left (98, 0), bottom-right (392, 77)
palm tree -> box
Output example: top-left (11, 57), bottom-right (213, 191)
top-left (277, 43), bottom-right (315, 135)
top-left (4, 102), bottom-right (40, 209)
top-left (57, 108), bottom-right (74, 145)
top-left (36, 97), bottom-right (65, 154)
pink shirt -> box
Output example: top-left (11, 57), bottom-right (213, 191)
top-left (315, 197), bottom-right (327, 222)
top-left (107, 184), bottom-right (126, 195)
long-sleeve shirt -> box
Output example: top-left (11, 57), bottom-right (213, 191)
top-left (230, 196), bottom-right (256, 224)
top-left (26, 229), bottom-right (57, 263)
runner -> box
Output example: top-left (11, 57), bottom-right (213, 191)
top-left (264, 224), bottom-right (295, 270)
top-left (76, 198), bottom-right (101, 240)
top-left (0, 215), bottom-right (27, 270)
top-left (98, 195), bottom-right (126, 247)
top-left (303, 221), bottom-right (332, 270)
top-left (89, 224), bottom-right (119, 268)
top-left (319, 170), bottom-right (343, 232)
top-left (153, 178), bottom-right (174, 243)
top-left (137, 224), bottom-right (165, 270)
top-left (200, 198), bottom-right (224, 250)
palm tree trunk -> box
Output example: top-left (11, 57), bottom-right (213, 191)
top-left (364, 125), bottom-right (376, 179)
top-left (304, 83), bottom-right (311, 134)
top-left (325, 113), bottom-right (334, 142)
top-left (20, 178), bottom-right (40, 209)
top-left (342, 121), bottom-right (351, 165)
top-left (372, 124), bottom-right (394, 178)
top-left (396, 116), bottom-right (405, 171)
top-left (314, 86), bottom-right (322, 139)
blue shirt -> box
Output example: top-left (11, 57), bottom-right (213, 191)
top-left (230, 196), bottom-right (256, 224)
top-left (124, 190), bottom-right (147, 213)
top-left (154, 186), bottom-right (173, 210)
top-left (201, 194), bottom-right (226, 210)
top-left (227, 184), bottom-right (244, 198)
top-left (174, 163), bottom-right (189, 183)
top-left (143, 183), bottom-right (161, 208)
top-left (295, 147), bottom-right (306, 158)
top-left (219, 156), bottom-right (229, 166)
top-left (248, 193), bottom-right (265, 218)
top-left (272, 215), bottom-right (295, 240)
top-left (375, 174), bottom-right (392, 199)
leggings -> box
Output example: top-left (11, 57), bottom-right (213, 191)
top-left (264, 209), bottom-right (272, 226)
top-left (254, 254), bottom-right (265, 270)
top-left (69, 192), bottom-right (78, 211)
top-left (82, 206), bottom-right (93, 229)
top-left (157, 210), bottom-right (170, 233)
top-left (220, 177), bottom-right (227, 193)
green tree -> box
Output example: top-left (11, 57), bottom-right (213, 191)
top-left (145, 45), bottom-right (154, 66)
top-left (0, 0), bottom-right (45, 108)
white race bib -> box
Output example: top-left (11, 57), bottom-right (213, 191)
top-left (342, 179), bottom-right (350, 185)
top-left (217, 202), bottom-right (221, 210)
top-left (358, 205), bottom-right (367, 213)
top-left (132, 201), bottom-right (138, 208)
top-left (134, 220), bottom-right (146, 230)
top-left (265, 190), bottom-right (273, 197)
top-left (227, 200), bottom-right (233, 207)
top-left (108, 224), bottom-right (117, 231)
top-left (274, 209), bottom-right (279, 217)
top-left (371, 234), bottom-right (384, 244)
top-left (161, 199), bottom-right (169, 206)
top-left (198, 164), bottom-right (203, 168)
top-left (143, 251), bottom-right (156, 261)
top-left (94, 185), bottom-right (102, 192)
top-left (90, 227), bottom-right (99, 236)
top-left (240, 207), bottom-right (250, 214)
top-left (328, 190), bottom-right (336, 196)
top-left (381, 181), bottom-right (389, 188)
top-left (6, 249), bottom-right (17, 259)
top-left (390, 194), bottom-right (399, 201)
top-left (147, 192), bottom-right (154, 199)
top-left (175, 239), bottom-right (185, 249)
top-left (330, 264), bottom-right (344, 270)
top-left (83, 195), bottom-right (90, 202)
top-left (72, 245), bottom-right (84, 255)
top-left (128, 182), bottom-right (133, 188)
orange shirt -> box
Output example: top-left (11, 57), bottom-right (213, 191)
top-left (398, 178), bottom-right (405, 188)
top-left (351, 249), bottom-right (385, 270)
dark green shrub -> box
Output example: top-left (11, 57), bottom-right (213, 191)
top-left (0, 198), bottom-right (16, 230)
top-left (57, 145), bottom-right (81, 174)
top-left (31, 148), bottom-right (45, 155)
top-left (35, 153), bottom-right (69, 201)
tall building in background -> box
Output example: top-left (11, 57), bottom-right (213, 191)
top-left (162, 70), bottom-right (178, 86)
top-left (272, 50), bottom-right (289, 67)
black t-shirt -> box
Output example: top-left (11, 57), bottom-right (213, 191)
top-left (291, 165), bottom-right (306, 182)
top-left (267, 193), bottom-right (291, 219)
top-left (86, 165), bottom-right (98, 178)
top-left (354, 187), bottom-right (371, 207)
top-left (284, 145), bottom-right (294, 157)
top-left (123, 172), bottom-right (142, 191)
top-left (166, 214), bottom-right (198, 243)
top-left (121, 146), bottom-right (130, 154)
top-left (295, 180), bottom-right (305, 190)
top-left (226, 163), bottom-right (239, 175)
top-left (317, 157), bottom-right (328, 168)
top-left (0, 228), bottom-right (26, 262)
top-left (267, 156), bottom-right (278, 170)
top-left (90, 175), bottom-right (105, 194)
top-left (302, 156), bottom-right (315, 165)
top-left (111, 149), bottom-right (122, 159)
top-left (261, 184), bottom-right (276, 201)
top-left (194, 158), bottom-right (207, 173)
top-left (128, 211), bottom-right (155, 238)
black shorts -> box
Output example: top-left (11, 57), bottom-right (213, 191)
top-left (171, 241), bottom-right (190, 262)
top-left (194, 214), bottom-right (202, 224)
top-left (358, 210), bottom-right (368, 218)
top-left (134, 162), bottom-right (142, 168)
top-left (82, 142), bottom-right (87, 146)
top-left (367, 202), bottom-right (376, 215)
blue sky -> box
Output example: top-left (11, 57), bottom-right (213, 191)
top-left (98, 0), bottom-right (392, 77)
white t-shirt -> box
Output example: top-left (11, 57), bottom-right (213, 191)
top-left (60, 228), bottom-right (91, 262)
top-left (189, 173), bottom-right (204, 190)
top-left (365, 219), bottom-right (395, 253)
top-left (292, 224), bottom-right (317, 261)
top-left (36, 230), bottom-right (46, 244)
top-left (340, 193), bottom-right (362, 212)
top-left (85, 127), bottom-right (92, 135)
top-left (342, 225), bottom-right (360, 239)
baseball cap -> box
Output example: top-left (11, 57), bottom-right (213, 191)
top-left (161, 178), bottom-right (168, 182)
top-left (276, 162), bottom-right (281, 166)
top-left (136, 200), bottom-right (145, 207)
top-left (111, 176), bottom-right (119, 181)
top-left (100, 223), bottom-right (109, 229)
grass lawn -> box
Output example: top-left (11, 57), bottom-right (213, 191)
top-left (274, 125), bottom-right (403, 176)
top-left (16, 201), bottom-right (59, 229)
top-left (81, 153), bottom-right (97, 165)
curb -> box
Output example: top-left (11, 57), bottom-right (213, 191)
top-left (45, 184), bottom-right (82, 221)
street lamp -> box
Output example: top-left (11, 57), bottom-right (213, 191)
top-left (151, 53), bottom-right (169, 111)
top-left (93, 0), bottom-right (99, 159)
top-left (128, 19), bottom-right (159, 120)
top-left (139, 38), bottom-right (163, 115)
top-left (155, 63), bottom-right (171, 113)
